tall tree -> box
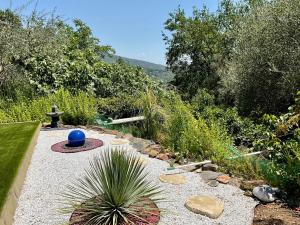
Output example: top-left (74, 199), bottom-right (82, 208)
top-left (222, 0), bottom-right (300, 115)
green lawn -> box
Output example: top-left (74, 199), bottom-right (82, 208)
top-left (0, 122), bottom-right (40, 212)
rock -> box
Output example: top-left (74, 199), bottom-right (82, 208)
top-left (185, 195), bottom-right (224, 219)
top-left (207, 180), bottom-right (219, 187)
top-left (202, 163), bottom-right (219, 172)
top-left (244, 190), bottom-right (253, 197)
top-left (228, 177), bottom-right (243, 188)
top-left (217, 174), bottom-right (231, 184)
top-left (195, 168), bottom-right (202, 173)
top-left (131, 138), bottom-right (152, 152)
top-left (159, 174), bottom-right (187, 185)
top-left (156, 153), bottom-right (169, 161)
top-left (253, 185), bottom-right (278, 203)
top-left (241, 180), bottom-right (266, 191)
top-left (200, 171), bottom-right (222, 182)
top-left (148, 150), bottom-right (160, 158)
top-left (110, 130), bottom-right (120, 135)
top-left (122, 133), bottom-right (134, 141)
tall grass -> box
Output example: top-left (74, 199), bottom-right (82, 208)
top-left (140, 91), bottom-right (232, 161)
top-left (0, 90), bottom-right (97, 125)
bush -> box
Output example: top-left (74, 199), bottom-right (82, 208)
top-left (140, 91), bottom-right (232, 161)
top-left (0, 90), bottom-right (97, 125)
top-left (191, 89), bottom-right (215, 112)
top-left (253, 92), bottom-right (300, 195)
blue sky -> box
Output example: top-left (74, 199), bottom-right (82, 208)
top-left (0, 0), bottom-right (221, 65)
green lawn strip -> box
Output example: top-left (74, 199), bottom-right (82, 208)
top-left (0, 122), bottom-right (40, 212)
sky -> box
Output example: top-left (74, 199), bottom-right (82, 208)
top-left (0, 0), bottom-right (221, 65)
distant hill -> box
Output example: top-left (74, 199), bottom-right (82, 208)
top-left (103, 55), bottom-right (174, 82)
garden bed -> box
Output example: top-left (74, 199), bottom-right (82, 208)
top-left (0, 122), bottom-right (41, 225)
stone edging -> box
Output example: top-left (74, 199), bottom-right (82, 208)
top-left (0, 122), bottom-right (41, 225)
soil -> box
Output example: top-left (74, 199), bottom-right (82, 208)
top-left (253, 202), bottom-right (300, 225)
top-left (70, 198), bottom-right (160, 225)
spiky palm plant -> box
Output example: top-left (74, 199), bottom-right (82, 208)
top-left (62, 149), bottom-right (163, 225)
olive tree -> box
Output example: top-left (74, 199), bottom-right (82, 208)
top-left (222, 0), bottom-right (300, 115)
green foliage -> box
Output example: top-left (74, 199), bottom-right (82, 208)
top-left (163, 7), bottom-right (222, 97)
top-left (139, 90), bottom-right (166, 140)
top-left (0, 9), bottom-right (155, 101)
top-left (139, 91), bottom-right (232, 161)
top-left (62, 149), bottom-right (162, 225)
top-left (252, 92), bottom-right (300, 195)
top-left (0, 90), bottom-right (97, 125)
top-left (163, 0), bottom-right (250, 98)
top-left (191, 89), bottom-right (215, 112)
top-left (222, 0), bottom-right (300, 114)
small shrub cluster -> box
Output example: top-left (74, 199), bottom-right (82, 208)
top-left (0, 90), bottom-right (97, 125)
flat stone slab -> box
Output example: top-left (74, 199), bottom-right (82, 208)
top-left (185, 195), bottom-right (224, 219)
top-left (159, 174), bottom-right (187, 185)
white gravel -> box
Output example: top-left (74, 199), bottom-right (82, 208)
top-left (13, 129), bottom-right (257, 225)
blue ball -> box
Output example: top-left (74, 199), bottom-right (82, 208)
top-left (68, 130), bottom-right (86, 147)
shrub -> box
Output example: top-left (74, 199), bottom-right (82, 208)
top-left (146, 93), bottom-right (232, 161)
top-left (0, 90), bottom-right (97, 125)
top-left (62, 149), bottom-right (163, 225)
top-left (191, 89), bottom-right (215, 112)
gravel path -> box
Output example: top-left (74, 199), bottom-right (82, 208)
top-left (13, 129), bottom-right (257, 225)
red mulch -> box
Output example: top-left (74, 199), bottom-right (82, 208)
top-left (51, 138), bottom-right (104, 153)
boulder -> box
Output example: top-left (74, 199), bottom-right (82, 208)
top-left (253, 185), bottom-right (278, 203)
top-left (185, 195), bottom-right (224, 219)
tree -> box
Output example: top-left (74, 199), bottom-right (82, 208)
top-left (163, 6), bottom-right (222, 99)
top-left (222, 0), bottom-right (300, 115)
top-left (163, 1), bottom-right (250, 100)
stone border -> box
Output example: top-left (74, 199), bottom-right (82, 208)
top-left (0, 122), bottom-right (41, 225)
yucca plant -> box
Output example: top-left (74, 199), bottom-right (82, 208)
top-left (62, 149), bottom-right (163, 225)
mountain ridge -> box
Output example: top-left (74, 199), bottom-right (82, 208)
top-left (103, 55), bottom-right (174, 82)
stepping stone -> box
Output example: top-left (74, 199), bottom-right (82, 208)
top-left (159, 174), bottom-right (187, 185)
top-left (185, 195), bottom-right (224, 219)
top-left (110, 139), bottom-right (128, 145)
top-left (199, 171), bottom-right (222, 182)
